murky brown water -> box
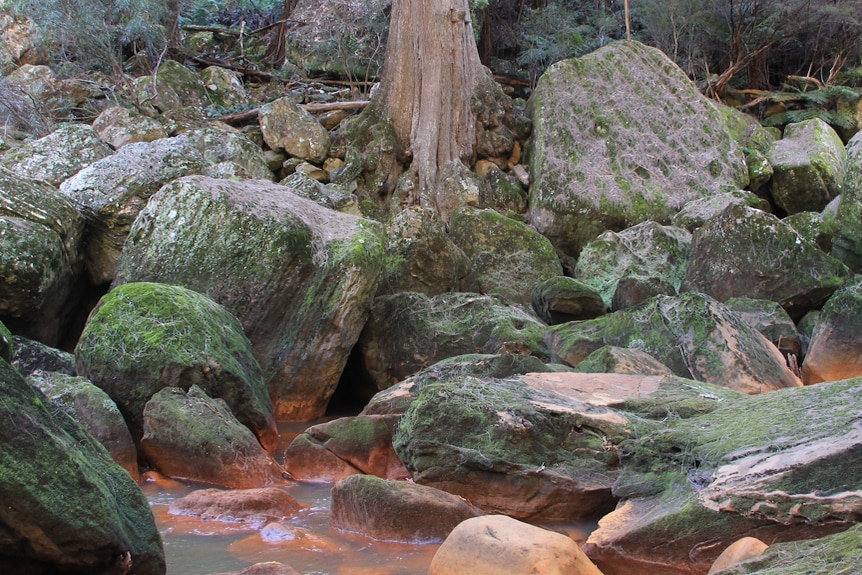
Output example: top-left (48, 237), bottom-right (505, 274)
top-left (144, 421), bottom-right (595, 575)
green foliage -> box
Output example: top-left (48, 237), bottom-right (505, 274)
top-left (759, 82), bottom-right (862, 132)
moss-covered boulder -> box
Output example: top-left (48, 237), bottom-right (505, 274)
top-left (610, 274), bottom-right (677, 312)
top-left (574, 346), bottom-right (673, 376)
top-left (259, 96), bottom-right (330, 164)
top-left (133, 75), bottom-right (182, 115)
top-left (449, 207), bottom-right (562, 306)
top-left (0, 167), bottom-right (84, 345)
top-left (479, 166), bottom-right (529, 214)
top-left (355, 292), bottom-right (549, 392)
top-left (92, 106), bottom-right (169, 150)
top-left (681, 205), bottom-right (851, 319)
top-left (75, 282), bottom-right (277, 452)
top-left (527, 41), bottom-right (747, 257)
top-left (114, 176), bottom-right (385, 420)
top-left (768, 118), bottom-right (846, 214)
top-left (282, 415), bottom-right (409, 483)
top-left (153, 59), bottom-right (207, 108)
top-left (330, 474), bottom-right (483, 543)
top-left (10, 335), bottom-right (76, 376)
top-left (829, 130), bottom-right (862, 271)
top-left (0, 359), bottom-right (165, 575)
top-left (0, 124), bottom-right (113, 186)
top-left (725, 297), bottom-right (801, 359)
top-left (783, 211), bottom-right (832, 252)
top-left (584, 377), bottom-right (862, 575)
top-left (547, 292), bottom-right (802, 394)
top-left (141, 385), bottom-right (286, 488)
top-left (361, 353), bottom-right (569, 417)
top-left (27, 370), bottom-right (139, 479)
top-left (393, 375), bottom-right (630, 521)
top-left (0, 320), bottom-right (12, 361)
top-left (573, 221), bottom-right (692, 307)
top-left (200, 66), bottom-right (248, 110)
top-left (531, 276), bottom-right (607, 325)
top-left (801, 279), bottom-right (862, 384)
top-left (378, 206), bottom-right (470, 296)
top-left (670, 189), bottom-right (771, 232)
top-left (710, 524), bottom-right (862, 575)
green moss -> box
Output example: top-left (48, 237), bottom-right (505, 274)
top-left (0, 320), bottom-right (12, 362)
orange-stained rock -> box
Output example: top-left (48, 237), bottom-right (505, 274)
top-left (209, 561), bottom-right (301, 575)
top-left (428, 515), bottom-right (604, 575)
top-left (283, 415), bottom-right (410, 483)
top-left (707, 537), bottom-right (769, 574)
top-left (331, 475), bottom-right (483, 543)
top-left (802, 281), bottom-right (862, 384)
top-left (169, 487), bottom-right (301, 527)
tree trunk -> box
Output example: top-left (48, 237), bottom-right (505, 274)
top-left (372, 0), bottom-right (486, 217)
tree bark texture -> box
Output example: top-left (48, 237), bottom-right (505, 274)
top-left (374, 0), bottom-right (484, 214)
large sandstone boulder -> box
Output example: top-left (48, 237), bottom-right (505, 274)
top-left (429, 515), bottom-right (604, 575)
top-left (681, 205), bottom-right (851, 319)
top-left (801, 279), bottom-right (862, 384)
top-left (60, 128), bottom-right (272, 285)
top-left (0, 167), bottom-right (84, 345)
top-left (2, 65), bottom-right (91, 132)
top-left (392, 375), bottom-right (627, 521)
top-left (283, 415), bottom-right (409, 483)
top-left (584, 377), bottom-right (862, 575)
top-left (0, 359), bottom-right (165, 575)
top-left (378, 206), bottom-right (470, 296)
top-left (547, 292), bottom-right (802, 394)
top-left (200, 66), bottom-right (249, 109)
top-left (152, 59), bottom-right (208, 108)
top-left (724, 297), bottom-right (801, 359)
top-left (330, 474), bottom-right (483, 543)
top-left (114, 176), bottom-right (386, 420)
top-left (528, 40), bottom-right (747, 257)
top-left (830, 130), bottom-right (862, 271)
top-left (141, 386), bottom-right (286, 488)
top-left (768, 118), bottom-right (846, 214)
top-left (92, 106), bottom-right (169, 149)
top-left (0, 124), bottom-right (113, 186)
top-left (27, 370), bottom-right (139, 480)
top-left (573, 221), bottom-right (691, 307)
top-left (670, 189), bottom-right (771, 232)
top-left (75, 282), bottom-right (278, 452)
top-left (449, 207), bottom-right (563, 306)
top-left (574, 346), bottom-right (673, 376)
top-left (355, 292), bottom-right (549, 392)
top-left (259, 96), bottom-right (330, 163)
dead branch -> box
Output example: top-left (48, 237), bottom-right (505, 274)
top-left (210, 100), bottom-right (369, 124)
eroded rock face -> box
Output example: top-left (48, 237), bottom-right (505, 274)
top-left (114, 176), bottom-right (385, 420)
top-left (0, 167), bottom-right (84, 345)
top-left (330, 474), bottom-right (483, 543)
top-left (0, 359), bottom-right (165, 575)
top-left (283, 415), bottom-right (409, 483)
top-left (27, 370), bottom-right (139, 480)
top-left (356, 292), bottom-right (549, 392)
top-left (141, 386), bottom-right (286, 488)
top-left (547, 292), bottom-right (802, 394)
top-left (392, 375), bottom-right (627, 521)
top-left (681, 204), bottom-right (850, 320)
top-left (768, 118), bottom-right (846, 215)
top-left (428, 515), bottom-right (604, 575)
top-left (584, 377), bottom-right (862, 575)
top-left (75, 282), bottom-right (277, 453)
top-left (449, 207), bottom-right (563, 307)
top-left (801, 279), bottom-right (862, 384)
top-left (528, 40), bottom-right (747, 257)
top-left (531, 276), bottom-right (607, 325)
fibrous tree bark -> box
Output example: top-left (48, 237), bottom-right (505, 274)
top-left (365, 0), bottom-right (504, 220)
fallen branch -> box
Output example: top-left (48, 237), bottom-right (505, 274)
top-left (210, 100), bottom-right (369, 124)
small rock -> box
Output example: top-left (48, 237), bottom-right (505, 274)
top-left (707, 537), bottom-right (769, 574)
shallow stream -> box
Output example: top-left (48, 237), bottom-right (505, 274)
top-left (144, 421), bottom-right (594, 575)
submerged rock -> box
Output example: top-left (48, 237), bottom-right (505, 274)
top-left (75, 282), bottom-right (277, 452)
top-left (548, 292), bottom-right (802, 394)
top-left (115, 176), bottom-right (385, 420)
top-left (169, 487), bottom-right (300, 527)
top-left (528, 40), bottom-right (747, 257)
top-left (0, 359), bottom-right (165, 575)
top-left (330, 474), bottom-right (483, 543)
